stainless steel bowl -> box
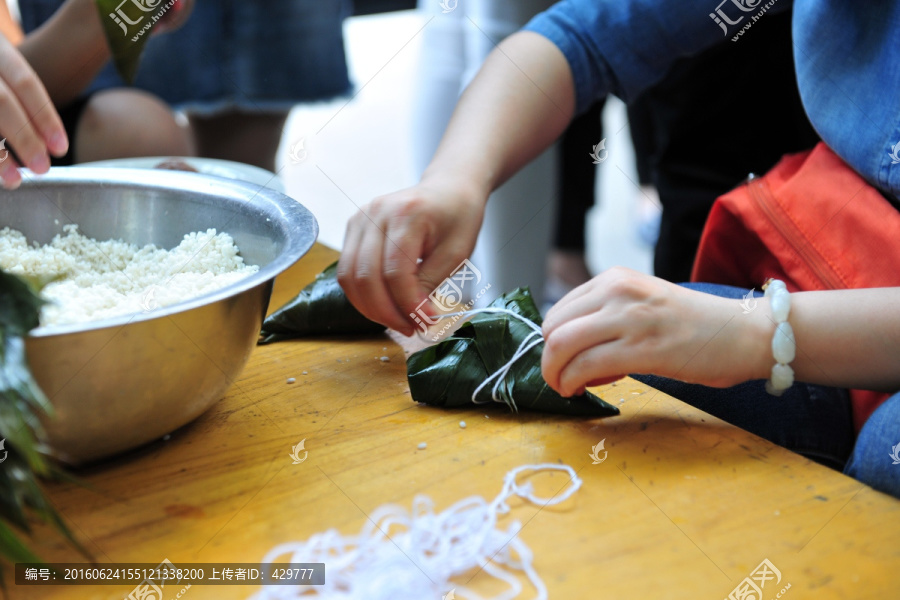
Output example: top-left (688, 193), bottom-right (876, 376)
top-left (6, 168), bottom-right (318, 464)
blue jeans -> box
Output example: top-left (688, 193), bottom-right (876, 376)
top-left (632, 284), bottom-right (900, 499)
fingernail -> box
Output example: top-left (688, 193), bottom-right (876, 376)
top-left (30, 153), bottom-right (50, 173)
top-left (3, 175), bottom-right (21, 190)
top-left (49, 131), bottom-right (68, 155)
top-left (0, 159), bottom-right (20, 188)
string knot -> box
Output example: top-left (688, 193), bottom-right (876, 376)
top-left (429, 307), bottom-right (545, 411)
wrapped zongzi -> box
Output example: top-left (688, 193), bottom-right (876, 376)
top-left (259, 261), bottom-right (385, 344)
top-left (407, 288), bottom-right (619, 417)
top-left (95, 0), bottom-right (193, 83)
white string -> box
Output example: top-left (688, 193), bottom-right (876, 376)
top-left (426, 308), bottom-right (545, 410)
top-left (249, 464), bottom-right (582, 600)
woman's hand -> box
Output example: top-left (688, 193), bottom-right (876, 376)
top-left (339, 31), bottom-right (576, 336)
top-left (338, 178), bottom-right (485, 336)
top-left (541, 268), bottom-right (772, 396)
top-left (0, 35), bottom-right (67, 189)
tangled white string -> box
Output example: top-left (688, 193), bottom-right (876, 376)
top-left (430, 308), bottom-right (545, 410)
top-left (249, 464), bottom-right (581, 600)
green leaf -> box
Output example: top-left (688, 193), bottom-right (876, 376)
top-left (0, 520), bottom-right (43, 565)
top-left (0, 337), bottom-right (53, 473)
top-left (406, 288), bottom-right (620, 417)
top-left (0, 272), bottom-right (44, 337)
top-left (0, 269), bottom-right (89, 583)
top-left (259, 261), bottom-right (385, 344)
top-left (94, 0), bottom-right (157, 83)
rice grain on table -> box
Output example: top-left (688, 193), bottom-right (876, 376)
top-left (0, 225), bottom-right (257, 327)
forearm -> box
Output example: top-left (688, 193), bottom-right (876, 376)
top-left (421, 31), bottom-right (575, 201)
top-left (745, 288), bottom-right (900, 392)
top-left (18, 0), bottom-right (109, 107)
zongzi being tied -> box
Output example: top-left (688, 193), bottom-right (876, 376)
top-left (406, 288), bottom-right (619, 417)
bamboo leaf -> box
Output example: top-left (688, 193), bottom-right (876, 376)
top-left (0, 269), bottom-right (89, 583)
top-left (0, 520), bottom-right (43, 565)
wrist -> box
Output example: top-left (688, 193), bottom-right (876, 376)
top-left (418, 170), bottom-right (488, 212)
top-left (741, 297), bottom-right (779, 383)
top-left (421, 146), bottom-right (496, 206)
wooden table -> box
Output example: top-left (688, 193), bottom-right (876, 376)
top-left (12, 244), bottom-right (900, 599)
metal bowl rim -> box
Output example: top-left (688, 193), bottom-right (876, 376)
top-left (17, 167), bottom-right (318, 338)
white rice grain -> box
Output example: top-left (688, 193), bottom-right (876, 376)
top-left (0, 225), bottom-right (258, 327)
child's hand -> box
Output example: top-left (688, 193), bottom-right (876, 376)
top-left (0, 35), bottom-right (67, 189)
top-left (337, 179), bottom-right (485, 336)
top-left (541, 268), bottom-right (771, 396)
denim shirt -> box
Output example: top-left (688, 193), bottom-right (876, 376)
top-left (525, 0), bottom-right (900, 200)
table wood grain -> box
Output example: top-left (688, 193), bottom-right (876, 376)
top-left (10, 243), bottom-right (900, 599)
